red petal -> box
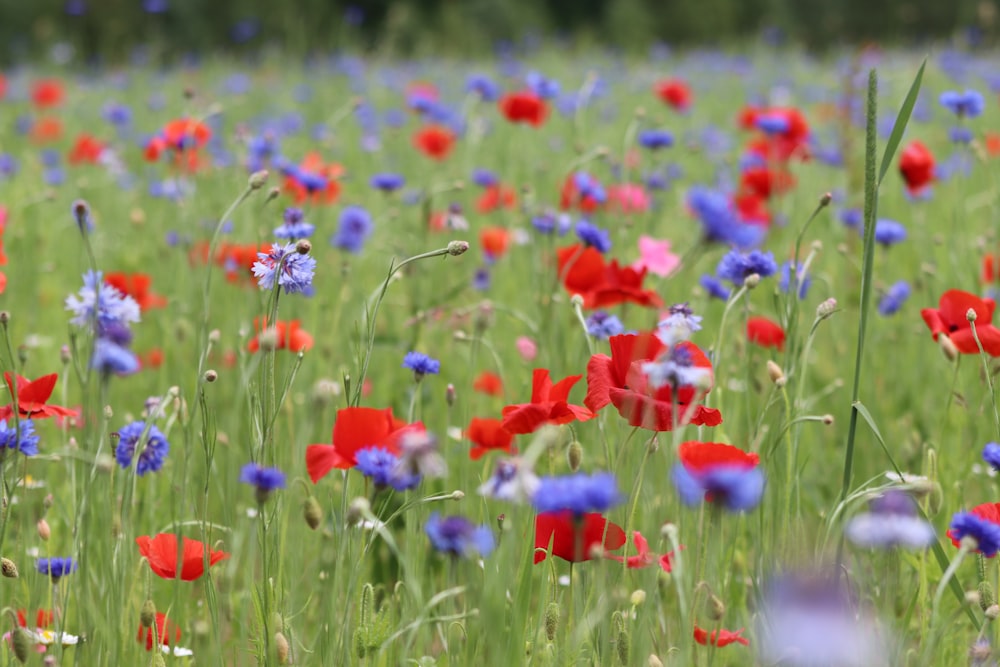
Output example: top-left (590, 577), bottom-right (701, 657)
top-left (18, 373), bottom-right (57, 406)
top-left (305, 444), bottom-right (346, 483)
top-left (547, 373), bottom-right (582, 403)
top-left (534, 512), bottom-right (626, 563)
top-left (679, 441), bottom-right (759, 472)
top-left (584, 353), bottom-right (615, 413)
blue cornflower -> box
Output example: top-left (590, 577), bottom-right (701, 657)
top-left (466, 74), bottom-right (501, 102)
top-left (700, 274), bottom-right (732, 300)
top-left (637, 129), bottom-right (674, 150)
top-left (949, 511), bottom-right (1000, 556)
top-left (940, 89), bottom-right (985, 118)
top-left (370, 173), bottom-right (405, 192)
top-left (873, 219), bottom-right (907, 247)
top-left (252, 242), bottom-right (316, 294)
top-left (478, 458), bottom-right (541, 503)
top-left (656, 302), bottom-right (703, 345)
top-left (402, 351), bottom-right (440, 379)
top-left (472, 267), bottom-right (491, 291)
top-left (115, 421), bottom-right (170, 476)
top-left (877, 281), bottom-right (911, 316)
top-left (755, 113), bottom-right (790, 135)
top-left (643, 344), bottom-right (711, 390)
top-left (274, 207), bottom-right (314, 240)
top-left (425, 513), bottom-right (495, 558)
top-left (330, 206), bottom-right (373, 253)
top-left (531, 472), bottom-right (623, 516)
top-left (948, 126), bottom-right (974, 144)
top-left (778, 261), bottom-right (811, 300)
top-left (239, 463), bottom-right (287, 502)
top-left (575, 220), bottom-right (612, 253)
top-left (839, 208), bottom-right (863, 229)
top-left (573, 172), bottom-right (606, 204)
top-left (102, 101), bottom-right (132, 127)
top-left (37, 557), bottom-right (77, 580)
top-left (526, 71), bottom-right (560, 99)
top-left (716, 249), bottom-right (778, 286)
top-left (0, 153), bottom-right (18, 179)
top-left (65, 270), bottom-right (141, 328)
top-left (983, 442), bottom-right (1000, 471)
top-left (45, 167), bottom-right (66, 186)
top-left (471, 168), bottom-right (498, 187)
top-left (845, 490), bottom-right (936, 550)
top-left (0, 419), bottom-right (39, 456)
top-left (672, 464), bottom-right (765, 511)
top-left (355, 447), bottom-right (421, 491)
top-left (92, 339), bottom-right (139, 376)
top-left (531, 211), bottom-right (572, 236)
top-left (688, 187), bottom-right (764, 249)
top-left (585, 311), bottom-right (625, 339)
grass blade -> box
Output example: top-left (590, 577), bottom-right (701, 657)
top-left (876, 58), bottom-right (927, 187)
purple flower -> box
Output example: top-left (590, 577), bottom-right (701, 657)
top-left (940, 89), bottom-right (985, 118)
top-left (471, 168), bottom-right (498, 187)
top-left (478, 458), bottom-right (540, 502)
top-left (672, 464), bottom-right (764, 511)
top-left (330, 206), bottom-right (373, 253)
top-left (755, 113), bottom-right (790, 135)
top-left (115, 421), bottom-right (169, 476)
top-left (466, 74), bottom-right (501, 102)
top-left (252, 242), bottom-right (316, 294)
top-left (637, 129), bottom-right (674, 150)
top-left (949, 126), bottom-right (974, 144)
top-left (370, 173), bottom-right (405, 192)
top-left (873, 219), bottom-right (907, 247)
top-left (950, 511), bottom-right (1000, 556)
top-left (355, 447), bottom-right (421, 491)
top-left (0, 419), bottom-right (39, 456)
top-left (983, 442), bottom-right (1000, 471)
top-left (239, 463), bottom-right (287, 501)
top-left (425, 513), bottom-right (494, 558)
top-left (877, 281), bottom-right (911, 316)
top-left (585, 311), bottom-right (625, 339)
top-left (92, 339), bottom-right (139, 376)
top-left (716, 249), bottom-right (778, 286)
top-left (700, 274), bottom-right (731, 300)
top-left (575, 220), bottom-right (612, 253)
top-left (525, 71), bottom-right (560, 99)
top-left (531, 472), bottom-right (623, 516)
top-left (66, 271), bottom-right (141, 328)
top-left (37, 557), bottom-right (77, 580)
top-left (688, 186), bottom-right (764, 249)
top-left (845, 490), bottom-right (935, 549)
top-left (643, 344), bottom-right (710, 389)
top-left (531, 211), bottom-right (572, 236)
top-left (778, 261), bottom-right (811, 300)
top-left (402, 351), bottom-right (440, 378)
top-left (840, 208), bottom-right (863, 229)
top-left (274, 208), bottom-right (314, 239)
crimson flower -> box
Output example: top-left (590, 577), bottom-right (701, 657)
top-left (694, 625), bottom-right (750, 647)
top-left (247, 318), bottom-right (314, 353)
top-left (534, 511), bottom-right (626, 563)
top-left (137, 612), bottom-right (180, 651)
top-left (0, 373), bottom-right (78, 422)
top-left (739, 166), bottom-right (795, 200)
top-left (556, 244), bottom-right (663, 310)
top-left (604, 530), bottom-right (668, 569)
top-left (467, 417), bottom-right (515, 460)
top-left (921, 289), bottom-right (1000, 355)
top-left (654, 78), bottom-right (692, 112)
top-left (584, 333), bottom-right (722, 432)
top-left (136, 533), bottom-right (229, 581)
top-left (479, 226), bottom-right (511, 261)
top-left (105, 272), bottom-right (167, 311)
top-left (476, 184), bottom-right (517, 214)
top-left (745, 107), bottom-right (811, 162)
top-left (899, 140), bottom-right (935, 194)
top-left (31, 79), bottom-right (64, 108)
top-left (500, 369), bottom-right (595, 434)
top-left (473, 371), bottom-right (504, 397)
top-left (747, 316), bottom-right (786, 351)
top-left (413, 124), bottom-right (456, 161)
top-left (498, 91), bottom-right (548, 127)
top-left (16, 610), bottom-right (53, 628)
top-left (733, 192), bottom-right (771, 226)
top-left (306, 407), bottom-right (423, 482)
top-left (559, 174), bottom-right (605, 213)
top-left (282, 152), bottom-right (343, 205)
top-left (68, 134), bottom-right (106, 165)
top-left (678, 441), bottom-right (759, 472)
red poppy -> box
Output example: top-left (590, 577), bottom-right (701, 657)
top-left (556, 244), bottom-right (663, 310)
top-left (500, 368), bottom-right (595, 434)
top-left (162, 118), bottom-right (212, 151)
top-left (306, 407), bottom-right (423, 482)
top-left (899, 140), bottom-right (935, 194)
top-left (584, 333), bottom-right (722, 432)
top-left (205, 241), bottom-right (272, 283)
top-left (480, 226), bottom-right (511, 261)
top-left (0, 373), bottom-right (78, 422)
top-left (733, 192), bottom-right (771, 227)
top-left (476, 184), bottom-right (517, 213)
top-left (68, 134), bottom-right (106, 165)
top-left (739, 166), bottom-right (795, 200)
top-left (136, 533), bottom-right (229, 581)
top-left (986, 133), bottom-right (1000, 157)
top-left (654, 78), bottom-right (692, 112)
top-left (747, 316), bottom-right (786, 351)
top-left (745, 107), bottom-right (811, 162)
top-left (498, 91), bottom-right (548, 127)
top-left (30, 117), bottom-right (63, 144)
top-left (137, 612), bottom-right (181, 652)
top-left (678, 441), bottom-right (759, 473)
top-left (247, 318), bottom-right (314, 353)
top-left (534, 511), bottom-right (626, 563)
top-left (473, 371), bottom-right (504, 397)
top-left (948, 502), bottom-right (1000, 552)
top-left (467, 417), bottom-right (515, 460)
top-left (693, 625), bottom-right (750, 647)
top-left (16, 610), bottom-right (53, 628)
top-left (413, 125), bottom-right (455, 161)
top-left (31, 79), bottom-right (64, 108)
top-left (0, 74), bottom-right (6, 101)
top-left (105, 272), bottom-right (167, 310)
top-left (282, 152), bottom-right (344, 205)
top-left (921, 289), bottom-right (1000, 356)
top-left (139, 348), bottom-right (165, 370)
top-left (737, 105), bottom-right (762, 130)
top-left (604, 531), bottom-right (657, 568)
top-left (559, 174), bottom-right (605, 213)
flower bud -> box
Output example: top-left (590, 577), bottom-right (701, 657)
top-left (630, 589), bottom-right (646, 607)
top-left (295, 239), bottom-right (312, 255)
top-left (816, 298), bottom-right (837, 319)
top-left (303, 496), bottom-right (323, 530)
top-left (939, 334), bottom-right (959, 362)
top-left (12, 627), bottom-right (30, 663)
top-left (566, 441), bottom-right (583, 471)
top-left (1, 557), bottom-right (18, 578)
top-left (258, 327), bottom-right (280, 351)
top-left (819, 192), bottom-right (833, 207)
top-left (446, 383), bottom-right (456, 407)
top-left (208, 329), bottom-right (222, 343)
top-left (648, 656), bottom-right (664, 667)
top-left (822, 414), bottom-right (834, 425)
top-left (766, 360), bottom-right (785, 385)
top-left (967, 589), bottom-right (982, 606)
top-left (980, 580), bottom-right (996, 611)
top-left (743, 273), bottom-right (760, 289)
top-left (451, 490), bottom-right (465, 500)
top-left (203, 369), bottom-right (218, 383)
top-left (248, 170), bottom-right (269, 190)
top-left (570, 294), bottom-right (585, 307)
top-left (346, 497), bottom-right (370, 526)
top-left (968, 308), bottom-right (978, 322)
top-left (0, 311), bottom-right (9, 325)
top-left (37, 518), bottom-right (50, 541)
top-left (447, 240), bottom-right (470, 256)
top-left (275, 631), bottom-right (290, 664)
top-left (60, 345), bottom-right (71, 364)
top-left (708, 594), bottom-right (726, 620)
top-left (616, 629), bottom-right (629, 665)
top-left (544, 602), bottom-right (560, 641)
top-left (987, 604), bottom-right (1000, 620)
top-left (141, 599), bottom-right (156, 628)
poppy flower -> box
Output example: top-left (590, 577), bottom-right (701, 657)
top-left (737, 105), bottom-right (762, 130)
top-left (556, 244), bottom-right (663, 310)
top-left (67, 134), bottom-right (106, 165)
top-left (306, 407), bottom-right (423, 482)
top-left (559, 173), bottom-right (606, 213)
top-left (473, 371), bottom-right (504, 397)
top-left (898, 140), bottom-right (935, 194)
top-left (534, 511), bottom-right (626, 563)
top-left (948, 503), bottom-right (1000, 556)
top-left (678, 441), bottom-right (759, 473)
top-left (247, 318), bottom-right (314, 353)
top-left (161, 118), bottom-right (211, 152)
top-left (480, 226), bottom-right (511, 261)
top-left (921, 289), bottom-right (1000, 356)
top-left (30, 117), bottom-right (63, 144)
top-left (747, 316), bottom-right (786, 351)
top-left (476, 184), bottom-right (518, 213)
top-left (104, 273), bottom-right (167, 310)
top-left (0, 373), bottom-right (78, 422)
top-left (282, 152), bottom-right (344, 205)
top-left (467, 417), bottom-right (515, 460)
top-left (986, 133), bottom-right (1000, 157)
top-left (498, 91), bottom-right (548, 127)
top-left (139, 348), bottom-right (165, 370)
top-left (604, 531), bottom-right (658, 568)
top-left (31, 79), bottom-right (64, 108)
top-left (654, 78), bottom-right (692, 112)
top-left (500, 368), bottom-right (595, 434)
top-left (137, 612), bottom-right (180, 651)
top-left (733, 192), bottom-right (771, 226)
top-left (16, 610), bottom-right (53, 629)
top-left (739, 166), bottom-right (795, 200)
top-left (694, 625), bottom-right (750, 647)
top-left (584, 333), bottom-right (722, 432)
top-left (0, 74), bottom-right (6, 101)
top-left (745, 107), bottom-right (811, 162)
top-left (135, 533), bottom-right (229, 581)
top-left (413, 125), bottom-right (455, 161)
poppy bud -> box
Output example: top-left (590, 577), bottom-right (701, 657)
top-left (927, 481), bottom-right (944, 517)
top-left (346, 497), bottom-right (370, 526)
top-left (647, 436), bottom-right (659, 454)
top-left (497, 514), bottom-right (505, 531)
top-left (248, 170), bottom-right (269, 190)
top-left (708, 594), bottom-right (726, 620)
top-left (208, 329), bottom-right (222, 343)
top-left (980, 581), bottom-right (996, 611)
top-left (447, 240), bottom-right (469, 256)
top-left (12, 627), bottom-right (30, 663)
top-left (451, 490), bottom-right (465, 500)
top-left (1, 557), bottom-right (17, 578)
top-left (630, 589), bottom-right (646, 607)
top-left (272, 612), bottom-right (285, 634)
top-left (37, 518), bottom-right (50, 541)
top-left (566, 441), bottom-right (583, 471)
top-left (939, 334), bottom-right (959, 362)
top-left (304, 496), bottom-right (322, 530)
top-left (103, 404), bottom-right (114, 419)
top-left (544, 602), bottom-right (560, 641)
top-left (766, 360), bottom-right (785, 385)
top-left (446, 383), bottom-right (456, 407)
top-left (743, 273), bottom-right (760, 289)
top-left (616, 629), bottom-right (629, 665)
top-left (204, 370), bottom-right (218, 383)
top-left (968, 308), bottom-right (978, 323)
top-left (811, 240), bottom-right (823, 252)
top-left (140, 599), bottom-right (156, 628)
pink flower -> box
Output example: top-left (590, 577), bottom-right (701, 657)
top-left (607, 183), bottom-right (650, 214)
top-left (631, 235), bottom-right (680, 278)
top-left (516, 336), bottom-right (537, 361)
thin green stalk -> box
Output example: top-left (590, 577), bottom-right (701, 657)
top-left (970, 319), bottom-right (1000, 440)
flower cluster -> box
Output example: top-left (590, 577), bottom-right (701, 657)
top-left (65, 269), bottom-right (141, 375)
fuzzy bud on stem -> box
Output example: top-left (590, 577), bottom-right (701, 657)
top-left (939, 334), bottom-right (959, 362)
top-left (447, 240), bottom-right (469, 256)
top-left (248, 170), bottom-right (269, 190)
top-left (36, 518), bottom-right (50, 541)
top-left (968, 308), bottom-right (978, 322)
top-left (140, 599), bottom-right (156, 628)
top-left (566, 441), bottom-right (583, 471)
top-left (1, 557), bottom-right (18, 578)
top-left (743, 273), bottom-right (761, 289)
top-left (304, 496), bottom-right (322, 530)
top-left (766, 360), bottom-right (785, 385)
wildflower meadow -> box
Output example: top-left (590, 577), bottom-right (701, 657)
top-left (2, 43), bottom-right (1000, 667)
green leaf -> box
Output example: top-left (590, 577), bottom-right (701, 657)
top-left (851, 400), bottom-right (903, 478)
top-left (876, 59), bottom-right (927, 187)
